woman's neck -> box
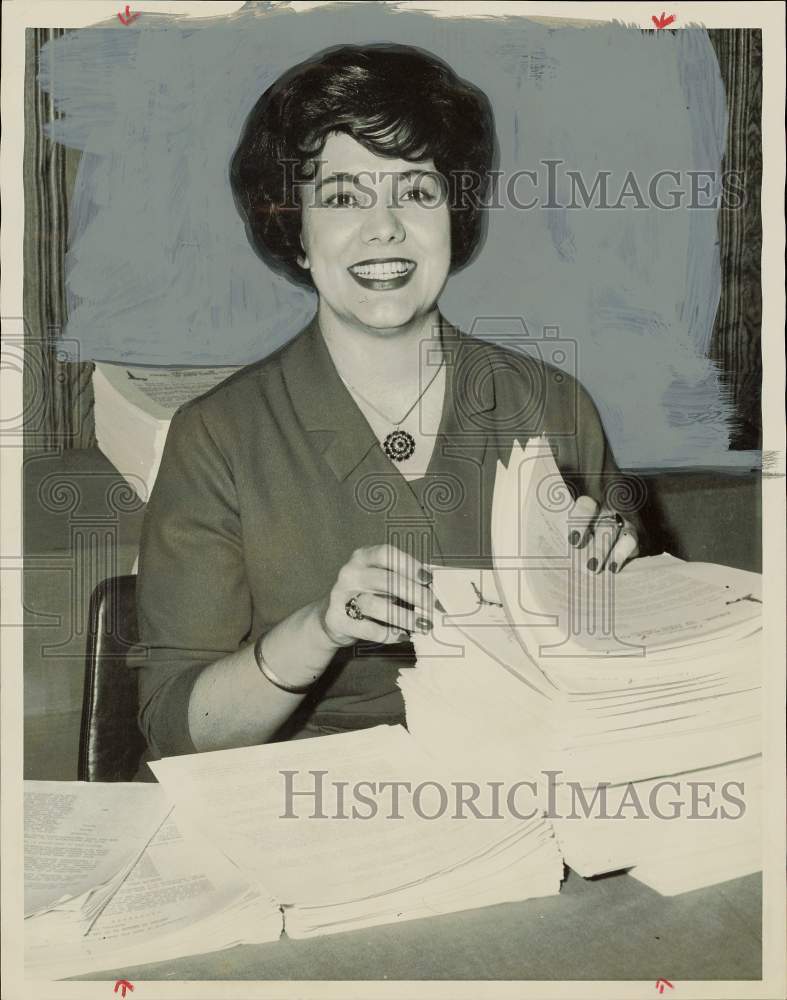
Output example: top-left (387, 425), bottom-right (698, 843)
top-left (318, 306), bottom-right (444, 392)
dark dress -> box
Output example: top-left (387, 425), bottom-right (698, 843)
top-left (134, 314), bottom-right (645, 770)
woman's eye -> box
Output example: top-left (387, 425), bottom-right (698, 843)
top-left (401, 186), bottom-right (438, 205)
top-left (325, 191), bottom-right (358, 208)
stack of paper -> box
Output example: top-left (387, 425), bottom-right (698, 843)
top-left (25, 785), bottom-right (281, 979)
top-left (151, 725), bottom-right (563, 938)
top-left (26, 726), bottom-right (562, 968)
top-left (24, 781), bottom-right (171, 924)
top-left (92, 362), bottom-right (241, 501)
top-left (401, 436), bottom-right (763, 895)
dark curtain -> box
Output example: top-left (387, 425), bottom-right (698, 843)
top-left (707, 29), bottom-right (763, 451)
top-left (24, 27), bottom-right (763, 455)
top-left (23, 28), bottom-right (95, 453)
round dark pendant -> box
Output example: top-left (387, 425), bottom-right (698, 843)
top-left (383, 429), bottom-right (416, 462)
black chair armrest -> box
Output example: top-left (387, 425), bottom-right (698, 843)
top-left (79, 575), bottom-right (147, 781)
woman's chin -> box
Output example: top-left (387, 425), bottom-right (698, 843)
top-left (344, 301), bottom-right (436, 334)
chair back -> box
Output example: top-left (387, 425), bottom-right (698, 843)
top-left (79, 575), bottom-right (147, 781)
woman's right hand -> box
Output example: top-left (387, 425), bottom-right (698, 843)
top-left (317, 544), bottom-right (436, 647)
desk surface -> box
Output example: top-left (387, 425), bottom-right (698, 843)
top-left (70, 869), bottom-right (761, 982)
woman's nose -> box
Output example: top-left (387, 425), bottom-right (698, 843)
top-left (360, 200), bottom-right (405, 244)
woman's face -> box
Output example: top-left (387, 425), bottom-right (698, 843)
top-left (298, 132), bottom-right (451, 335)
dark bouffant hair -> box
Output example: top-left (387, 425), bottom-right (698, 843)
top-left (229, 43), bottom-right (497, 287)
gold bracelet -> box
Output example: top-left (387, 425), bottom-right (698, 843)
top-left (253, 634), bottom-right (315, 694)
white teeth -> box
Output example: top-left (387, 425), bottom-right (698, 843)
top-left (351, 261), bottom-right (412, 278)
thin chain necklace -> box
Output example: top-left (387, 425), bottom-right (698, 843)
top-left (339, 357), bottom-right (445, 463)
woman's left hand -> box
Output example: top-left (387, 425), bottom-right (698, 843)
top-left (567, 495), bottom-right (639, 574)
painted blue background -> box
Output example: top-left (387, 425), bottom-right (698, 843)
top-left (39, 5), bottom-right (750, 469)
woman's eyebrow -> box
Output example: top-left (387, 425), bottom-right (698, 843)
top-left (313, 171), bottom-right (361, 194)
top-left (397, 169), bottom-right (435, 181)
top-left (313, 168), bottom-right (436, 194)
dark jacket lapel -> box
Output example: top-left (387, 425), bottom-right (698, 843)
top-left (279, 316), bottom-right (380, 481)
top-left (279, 313), bottom-right (499, 485)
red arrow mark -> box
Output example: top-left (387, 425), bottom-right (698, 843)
top-left (655, 980), bottom-right (674, 995)
top-left (117, 5), bottom-right (141, 24)
top-left (114, 981), bottom-right (135, 999)
top-left (652, 12), bottom-right (676, 29)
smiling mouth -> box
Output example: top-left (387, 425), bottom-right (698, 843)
top-left (347, 258), bottom-right (417, 290)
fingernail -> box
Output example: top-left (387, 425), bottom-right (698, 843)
top-left (415, 617), bottom-right (432, 632)
top-left (418, 568), bottom-right (433, 585)
top-left (609, 561), bottom-right (618, 574)
top-left (587, 557), bottom-right (598, 572)
top-left (434, 599), bottom-right (446, 613)
top-left (569, 531), bottom-right (581, 546)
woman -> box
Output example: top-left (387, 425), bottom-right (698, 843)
top-left (135, 44), bottom-right (644, 768)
